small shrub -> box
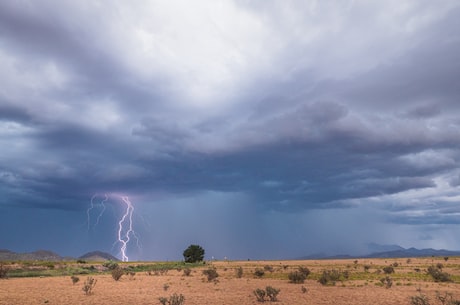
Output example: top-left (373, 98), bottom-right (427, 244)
top-left (436, 263), bottom-right (444, 270)
top-left (363, 265), bottom-right (371, 272)
top-left (202, 268), bottom-right (219, 282)
top-left (111, 268), bottom-right (124, 281)
top-left (380, 276), bottom-right (393, 289)
top-left (77, 259), bottom-right (87, 264)
top-left (235, 267), bottom-right (243, 278)
top-left (444, 256), bottom-right (449, 262)
top-left (383, 266), bottom-right (395, 274)
top-left (82, 277), bottom-right (97, 295)
top-left (169, 293), bottom-right (185, 305)
top-left (392, 262), bottom-right (399, 267)
top-left (301, 286), bottom-right (308, 293)
top-left (183, 268), bottom-right (191, 276)
top-left (254, 268), bottom-right (265, 278)
top-left (265, 286), bottom-right (280, 302)
top-left (427, 265), bottom-right (451, 282)
top-left (410, 294), bottom-right (430, 305)
top-left (103, 260), bottom-right (119, 270)
top-left (318, 269), bottom-right (341, 286)
top-left (288, 271), bottom-right (306, 284)
top-left (254, 288), bottom-right (266, 302)
top-left (163, 283), bottom-right (170, 291)
top-left (0, 264), bottom-right (9, 279)
top-left (159, 293), bottom-right (185, 305)
top-left (298, 266), bottom-right (311, 277)
top-left (264, 265), bottom-right (274, 272)
top-left (70, 275), bottom-right (80, 285)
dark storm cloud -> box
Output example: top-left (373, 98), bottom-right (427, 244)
top-left (1, 0), bottom-right (460, 258)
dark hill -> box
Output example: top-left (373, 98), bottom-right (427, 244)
top-left (79, 251), bottom-right (119, 261)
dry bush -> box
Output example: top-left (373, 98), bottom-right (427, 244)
top-left (410, 294), bottom-right (430, 305)
top-left (0, 263), bottom-right (9, 279)
top-left (202, 268), bottom-right (219, 282)
top-left (235, 266), bottom-right (243, 278)
top-left (183, 268), bottom-right (191, 276)
top-left (383, 266), bottom-right (395, 274)
top-left (380, 276), bottom-right (393, 289)
top-left (111, 268), bottom-right (124, 281)
top-left (159, 293), bottom-right (185, 305)
top-left (318, 269), bottom-right (342, 286)
top-left (82, 277), bottom-right (97, 295)
top-left (427, 265), bottom-right (451, 282)
top-left (254, 268), bottom-right (265, 278)
top-left (253, 286), bottom-right (280, 302)
top-left (288, 271), bottom-right (306, 284)
top-left (70, 275), bottom-right (80, 285)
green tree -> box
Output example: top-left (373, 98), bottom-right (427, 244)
top-left (183, 244), bottom-right (205, 263)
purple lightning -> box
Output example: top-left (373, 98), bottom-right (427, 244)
top-left (87, 194), bottom-right (140, 262)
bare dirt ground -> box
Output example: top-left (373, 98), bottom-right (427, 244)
top-left (1, 257), bottom-right (460, 305)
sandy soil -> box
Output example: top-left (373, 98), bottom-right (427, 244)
top-left (1, 258), bottom-right (460, 305)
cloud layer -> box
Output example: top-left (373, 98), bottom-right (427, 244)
top-left (1, 0), bottom-right (460, 260)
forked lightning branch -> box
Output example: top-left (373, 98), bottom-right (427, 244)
top-left (86, 194), bottom-right (140, 262)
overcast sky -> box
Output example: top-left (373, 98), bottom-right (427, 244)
top-left (1, 0), bottom-right (460, 261)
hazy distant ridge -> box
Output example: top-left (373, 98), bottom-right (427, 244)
top-left (0, 249), bottom-right (117, 261)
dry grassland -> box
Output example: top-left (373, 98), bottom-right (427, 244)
top-left (1, 257), bottom-right (460, 305)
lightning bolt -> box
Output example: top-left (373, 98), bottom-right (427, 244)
top-left (117, 196), bottom-right (135, 262)
top-left (87, 194), bottom-right (141, 262)
top-left (94, 193), bottom-right (108, 227)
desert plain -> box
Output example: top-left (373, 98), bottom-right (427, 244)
top-left (1, 257), bottom-right (460, 305)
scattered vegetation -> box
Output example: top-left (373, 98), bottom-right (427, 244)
top-left (82, 277), bottom-right (97, 295)
top-left (253, 286), bottom-right (280, 302)
top-left (202, 268), bottom-right (219, 282)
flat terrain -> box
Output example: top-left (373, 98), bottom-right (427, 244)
top-left (1, 257), bottom-right (460, 305)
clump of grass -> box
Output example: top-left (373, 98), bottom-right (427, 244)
top-left (253, 288), bottom-right (266, 302)
top-left (82, 277), bottom-right (97, 295)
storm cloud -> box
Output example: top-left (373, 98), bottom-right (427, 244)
top-left (1, 0), bottom-right (460, 260)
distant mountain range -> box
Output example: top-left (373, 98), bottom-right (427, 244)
top-left (0, 249), bottom-right (119, 261)
top-left (301, 244), bottom-right (460, 259)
